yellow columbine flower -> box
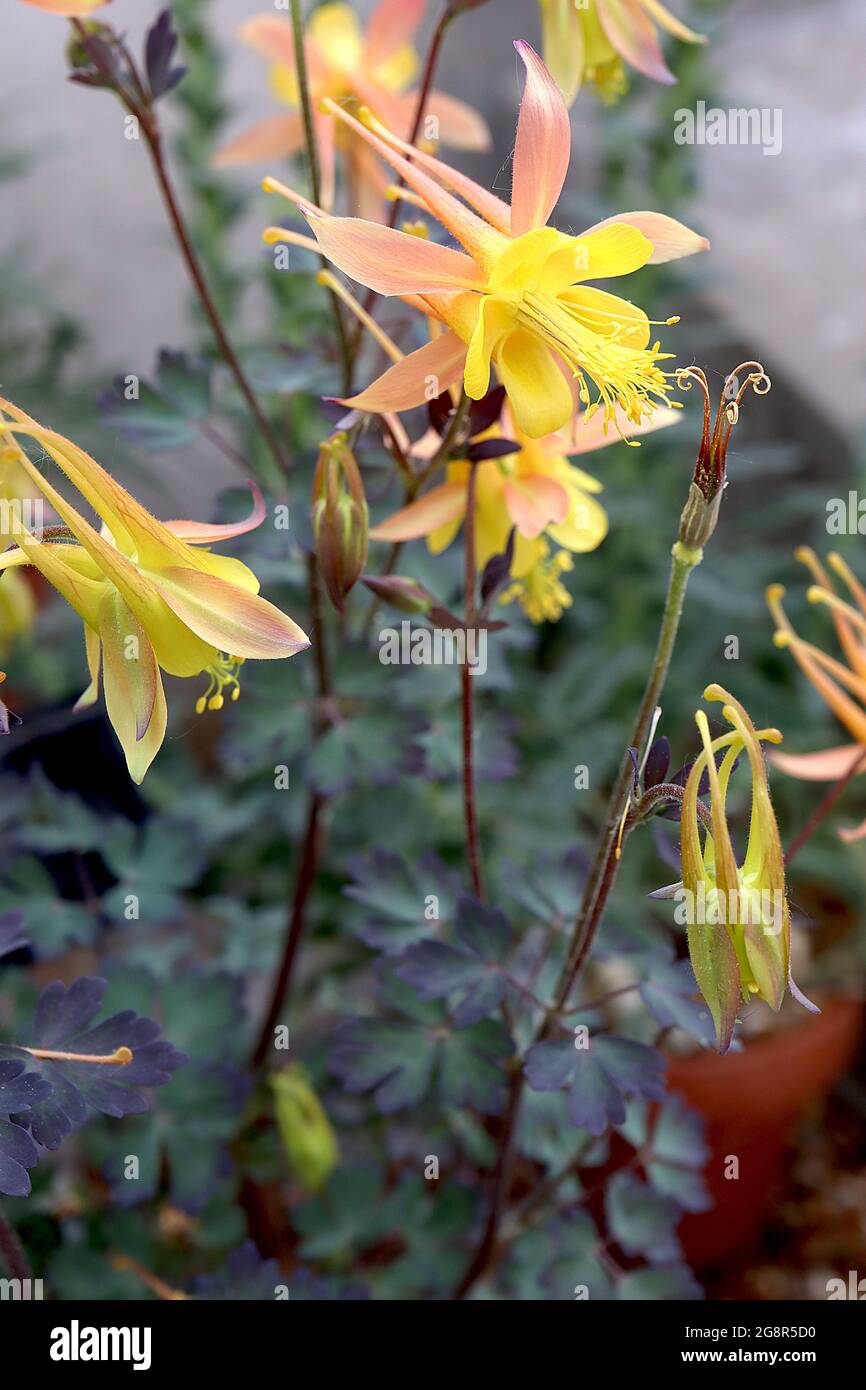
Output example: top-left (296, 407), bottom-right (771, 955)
top-left (768, 550), bottom-right (866, 841)
top-left (263, 42), bottom-right (708, 440)
top-left (368, 400), bottom-right (678, 621)
top-left (214, 0), bottom-right (489, 216)
top-left (681, 685), bottom-right (816, 1053)
top-left (540, 0), bottom-right (705, 107)
top-left (0, 400), bottom-right (309, 782)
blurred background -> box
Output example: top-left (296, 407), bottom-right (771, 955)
top-left (1, 0), bottom-right (866, 1301)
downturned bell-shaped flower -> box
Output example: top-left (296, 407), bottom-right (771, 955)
top-left (0, 399), bottom-right (309, 782)
top-left (680, 684), bottom-right (815, 1053)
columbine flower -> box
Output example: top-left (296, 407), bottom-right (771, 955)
top-left (0, 400), bottom-right (309, 782)
top-left (262, 42), bottom-right (708, 440)
top-left (20, 1), bottom-right (110, 13)
top-left (681, 684), bottom-right (816, 1053)
top-left (370, 393), bottom-right (679, 621)
top-left (214, 0), bottom-right (489, 216)
top-left (540, 0), bottom-right (706, 106)
top-left (768, 550), bottom-right (866, 841)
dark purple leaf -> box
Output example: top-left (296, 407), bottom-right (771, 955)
top-left (0, 911), bottom-right (28, 961)
top-left (394, 895), bottom-right (511, 1024)
top-left (145, 11), bottom-right (187, 100)
top-left (0, 1060), bottom-right (51, 1197)
top-left (427, 390), bottom-right (455, 437)
top-left (480, 528), bottom-right (515, 607)
top-left (466, 437), bottom-right (521, 464)
top-left (524, 1035), bottom-right (666, 1136)
top-left (643, 736), bottom-right (670, 789)
top-left (468, 385), bottom-right (506, 437)
top-left (17, 977), bottom-right (185, 1149)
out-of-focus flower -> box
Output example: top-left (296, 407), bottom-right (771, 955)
top-left (767, 550), bottom-right (866, 841)
top-left (214, 0), bottom-right (489, 217)
top-left (271, 1063), bottom-right (339, 1194)
top-left (0, 571), bottom-right (36, 657)
top-left (371, 393), bottom-right (678, 621)
top-left (0, 400), bottom-right (309, 782)
top-left (20, 0), bottom-right (110, 14)
top-left (540, 0), bottom-right (705, 107)
top-left (681, 685), bottom-right (815, 1053)
top-left (312, 432), bottom-right (369, 613)
top-left (264, 43), bottom-right (708, 440)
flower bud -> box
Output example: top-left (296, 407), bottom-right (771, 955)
top-left (311, 433), bottom-right (368, 613)
top-left (361, 574), bottom-right (433, 614)
top-left (680, 684), bottom-right (816, 1052)
top-left (271, 1064), bottom-right (339, 1194)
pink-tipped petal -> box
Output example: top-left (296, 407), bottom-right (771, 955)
top-left (239, 14), bottom-right (296, 67)
top-left (166, 482), bottom-right (267, 546)
top-left (304, 209), bottom-right (485, 296)
top-left (597, 0), bottom-right (675, 84)
top-left (365, 0), bottom-right (426, 67)
top-left (154, 567), bottom-right (310, 660)
top-left (343, 331), bottom-right (467, 414)
top-left (503, 476), bottom-right (570, 538)
top-left (582, 211), bottom-right (709, 263)
top-left (367, 111), bottom-right (510, 232)
top-left (559, 403), bottom-right (681, 455)
top-left (510, 41), bottom-right (571, 237)
top-left (370, 481), bottom-right (467, 543)
top-left (212, 114), bottom-right (304, 168)
top-left (769, 744), bottom-right (866, 782)
top-left (323, 99), bottom-right (506, 268)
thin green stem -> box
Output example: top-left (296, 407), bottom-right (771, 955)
top-left (553, 544), bottom-right (700, 1011)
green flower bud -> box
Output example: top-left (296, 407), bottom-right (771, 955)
top-left (312, 433), bottom-right (368, 614)
top-left (271, 1064), bottom-right (339, 1194)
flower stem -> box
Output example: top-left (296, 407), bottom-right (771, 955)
top-left (250, 791), bottom-right (325, 1069)
top-left (70, 18), bottom-right (287, 484)
top-left (288, 0), bottom-right (352, 393)
top-left (553, 544), bottom-right (700, 1010)
top-left (453, 540), bottom-right (701, 1299)
top-left (462, 460), bottom-right (484, 900)
top-left (0, 1207), bottom-right (30, 1284)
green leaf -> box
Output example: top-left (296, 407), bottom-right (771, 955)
top-left (0, 858), bottom-right (93, 955)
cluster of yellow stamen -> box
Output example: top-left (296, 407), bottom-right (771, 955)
top-left (515, 288), bottom-right (681, 436)
top-left (501, 544), bottom-right (574, 624)
top-left (196, 655), bottom-right (244, 715)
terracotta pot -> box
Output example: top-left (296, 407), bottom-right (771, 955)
top-left (666, 994), bottom-right (864, 1268)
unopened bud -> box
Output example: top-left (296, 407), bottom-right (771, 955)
top-left (311, 433), bottom-right (368, 613)
top-left (271, 1064), bottom-right (339, 1194)
top-left (361, 574), bottom-right (433, 615)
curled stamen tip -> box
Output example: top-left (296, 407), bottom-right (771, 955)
top-left (113, 1047), bottom-right (133, 1065)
